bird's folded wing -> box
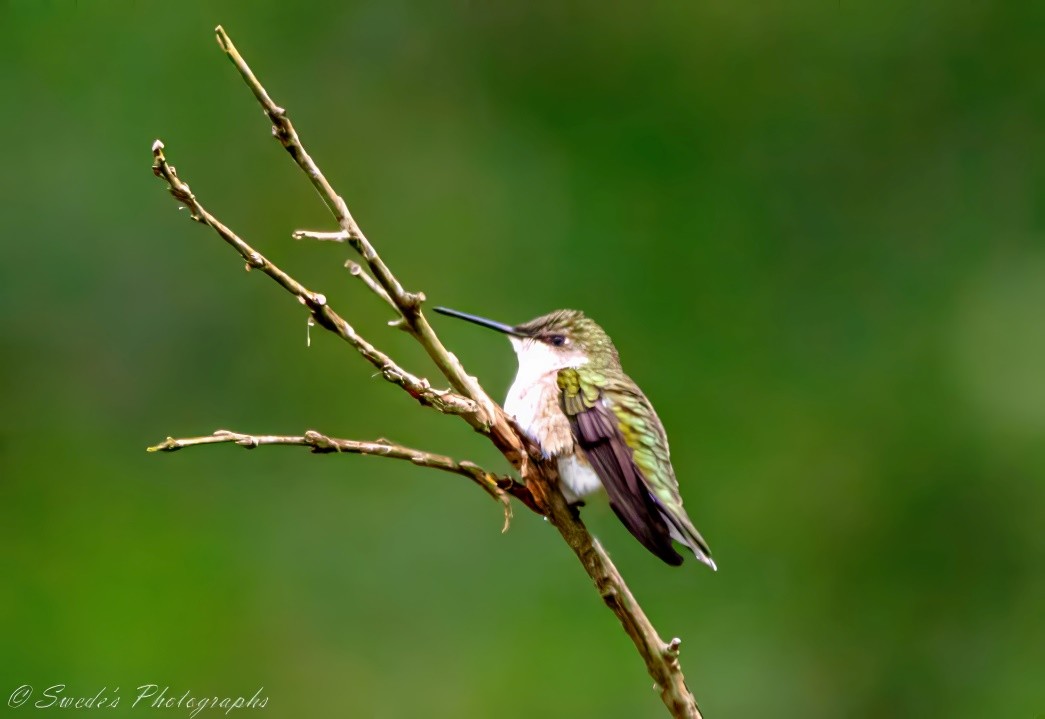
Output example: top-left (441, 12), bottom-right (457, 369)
top-left (558, 368), bottom-right (683, 565)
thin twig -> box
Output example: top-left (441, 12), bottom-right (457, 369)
top-left (345, 259), bottom-right (397, 312)
top-left (214, 28), bottom-right (418, 310)
top-left (292, 229), bottom-right (348, 242)
top-left (148, 429), bottom-right (540, 531)
top-left (214, 25), bottom-right (501, 430)
top-left (150, 141), bottom-right (476, 418)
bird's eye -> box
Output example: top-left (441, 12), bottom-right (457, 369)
top-left (550, 334), bottom-right (567, 346)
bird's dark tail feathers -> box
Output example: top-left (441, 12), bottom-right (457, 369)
top-left (662, 511), bottom-right (717, 571)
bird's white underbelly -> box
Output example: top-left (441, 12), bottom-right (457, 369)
top-left (556, 452), bottom-right (603, 501)
top-left (505, 373), bottom-right (603, 501)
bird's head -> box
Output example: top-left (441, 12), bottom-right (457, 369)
top-left (434, 306), bottom-right (620, 374)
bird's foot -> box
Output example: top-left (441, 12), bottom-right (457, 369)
top-left (568, 499), bottom-right (586, 521)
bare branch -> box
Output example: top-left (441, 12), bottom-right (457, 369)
top-left (150, 140), bottom-right (476, 419)
top-left (150, 26), bottom-right (708, 719)
top-left (148, 429), bottom-right (526, 531)
top-left (214, 25), bottom-right (501, 429)
top-left (214, 27), bottom-right (418, 309)
top-left (532, 472), bottom-right (704, 718)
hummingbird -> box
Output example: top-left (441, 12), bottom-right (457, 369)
top-left (434, 306), bottom-right (716, 570)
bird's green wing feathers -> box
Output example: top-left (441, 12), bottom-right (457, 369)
top-left (557, 368), bottom-right (715, 569)
top-left (557, 367), bottom-right (684, 565)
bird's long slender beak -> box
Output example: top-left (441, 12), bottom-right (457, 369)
top-left (433, 306), bottom-right (527, 337)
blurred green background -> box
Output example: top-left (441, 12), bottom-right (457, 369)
top-left (1, 2), bottom-right (1042, 717)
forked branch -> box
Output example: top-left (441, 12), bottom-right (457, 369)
top-left (214, 26), bottom-right (498, 433)
top-left (148, 25), bottom-right (705, 719)
top-left (150, 141), bottom-right (476, 419)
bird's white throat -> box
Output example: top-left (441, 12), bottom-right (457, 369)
top-left (504, 337), bottom-right (589, 440)
top-left (507, 336), bottom-right (589, 388)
